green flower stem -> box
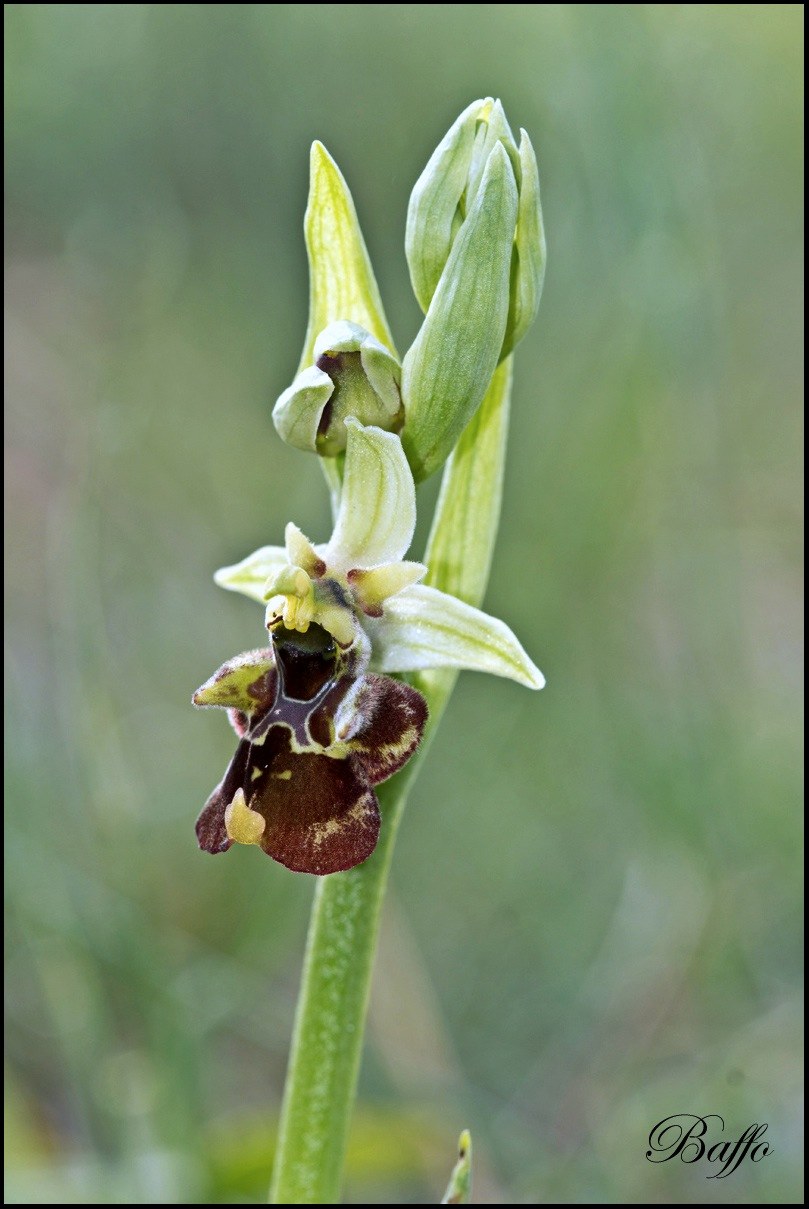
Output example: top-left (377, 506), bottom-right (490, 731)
top-left (268, 682), bottom-right (453, 1205)
top-left (269, 359), bottom-right (512, 1204)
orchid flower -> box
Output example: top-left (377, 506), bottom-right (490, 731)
top-left (213, 419), bottom-right (544, 690)
top-left (194, 418), bottom-right (543, 875)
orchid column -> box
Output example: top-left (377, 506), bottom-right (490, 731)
top-left (193, 98), bottom-right (547, 1204)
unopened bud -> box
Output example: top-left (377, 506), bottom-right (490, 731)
top-left (401, 142), bottom-right (518, 482)
top-left (406, 98), bottom-right (546, 358)
top-left (273, 320), bottom-right (402, 456)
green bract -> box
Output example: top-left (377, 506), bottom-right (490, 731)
top-left (298, 142), bottom-right (396, 371)
top-left (291, 110), bottom-right (544, 486)
top-left (273, 321), bottom-right (402, 455)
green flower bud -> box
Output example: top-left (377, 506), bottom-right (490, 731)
top-left (502, 127), bottom-right (546, 358)
top-left (406, 98), bottom-right (546, 358)
top-left (273, 320), bottom-right (402, 456)
top-left (401, 142), bottom-right (518, 482)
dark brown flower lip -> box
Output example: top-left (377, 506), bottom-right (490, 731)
top-left (194, 640), bottom-right (428, 875)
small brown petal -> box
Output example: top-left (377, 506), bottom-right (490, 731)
top-left (343, 674), bottom-right (428, 785)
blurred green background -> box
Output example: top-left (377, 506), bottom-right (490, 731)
top-left (4, 4), bottom-right (803, 1203)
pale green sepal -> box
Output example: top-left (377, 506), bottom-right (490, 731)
top-left (401, 142), bottom-right (518, 482)
top-left (466, 99), bottom-right (517, 206)
top-left (366, 583), bottom-right (545, 689)
top-left (326, 420), bottom-right (416, 570)
top-left (214, 546), bottom-right (289, 603)
top-left (192, 648), bottom-right (274, 711)
top-left (405, 98), bottom-right (488, 312)
top-left (441, 1130), bottom-right (472, 1205)
top-left (300, 142), bottom-right (396, 371)
top-left (358, 345), bottom-right (401, 418)
top-left (272, 364), bottom-right (334, 453)
top-left (501, 129), bottom-right (546, 358)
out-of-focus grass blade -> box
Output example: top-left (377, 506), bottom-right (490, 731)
top-left (441, 1129), bottom-right (472, 1204)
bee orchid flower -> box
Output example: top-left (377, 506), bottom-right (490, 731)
top-left (196, 419), bottom-right (544, 875)
top-left (193, 627), bottom-right (427, 875)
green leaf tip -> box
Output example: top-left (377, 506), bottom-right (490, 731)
top-left (441, 1129), bottom-right (473, 1204)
